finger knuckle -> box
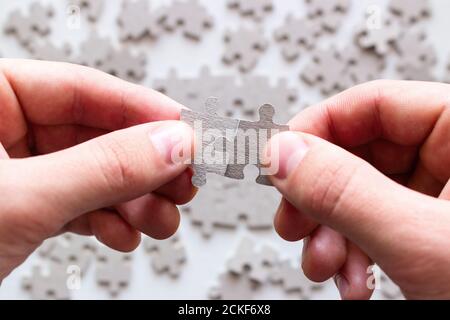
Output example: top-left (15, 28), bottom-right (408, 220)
top-left (92, 136), bottom-right (138, 192)
top-left (306, 157), bottom-right (361, 222)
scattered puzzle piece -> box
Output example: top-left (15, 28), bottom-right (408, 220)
top-left (389, 0), bottom-right (430, 25)
top-left (144, 235), bottom-right (187, 277)
top-left (355, 15), bottom-right (401, 56)
top-left (271, 260), bottom-right (323, 299)
top-left (274, 15), bottom-right (322, 62)
top-left (22, 263), bottom-right (70, 300)
top-left (223, 28), bottom-right (268, 73)
top-left (226, 237), bottom-right (279, 283)
top-left (118, 0), bottom-right (165, 41)
top-left (305, 0), bottom-right (351, 32)
top-left (69, 0), bottom-right (103, 22)
top-left (227, 0), bottom-right (274, 22)
top-left (209, 273), bottom-right (258, 300)
top-left (95, 246), bottom-right (133, 298)
top-left (4, 2), bottom-right (54, 48)
top-left (161, 0), bottom-right (213, 41)
top-left (301, 47), bottom-right (352, 94)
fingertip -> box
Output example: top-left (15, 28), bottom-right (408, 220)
top-left (302, 226), bottom-right (347, 282)
top-left (274, 198), bottom-right (318, 242)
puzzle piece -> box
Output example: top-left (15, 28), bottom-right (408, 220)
top-left (271, 260), bottom-right (323, 299)
top-left (28, 40), bottom-right (72, 62)
top-left (396, 29), bottom-right (436, 68)
top-left (209, 273), bottom-right (258, 300)
top-left (305, 0), bottom-right (351, 32)
top-left (274, 15), bottom-right (322, 62)
top-left (301, 48), bottom-right (352, 95)
top-left (184, 174), bottom-right (238, 237)
top-left (378, 272), bottom-right (404, 300)
top-left (77, 33), bottom-right (114, 68)
top-left (99, 48), bottom-right (147, 83)
top-left (22, 263), bottom-right (70, 300)
top-left (39, 234), bottom-right (97, 274)
top-left (225, 104), bottom-right (289, 186)
top-left (231, 76), bottom-right (298, 122)
top-left (69, 0), bottom-right (103, 22)
top-left (181, 97), bottom-right (239, 187)
top-left (4, 2), bottom-right (54, 48)
top-left (227, 174), bottom-right (280, 230)
top-left (227, 0), bottom-right (274, 21)
top-left (144, 235), bottom-right (186, 277)
top-left (226, 237), bottom-right (279, 283)
top-left (389, 0), bottom-right (430, 25)
top-left (355, 16), bottom-right (401, 56)
top-left (154, 68), bottom-right (297, 123)
top-left (161, 0), bottom-right (213, 41)
top-left (223, 28), bottom-right (268, 73)
top-left (344, 44), bottom-right (386, 85)
top-left (95, 246), bottom-right (133, 298)
top-left (118, 0), bottom-right (165, 41)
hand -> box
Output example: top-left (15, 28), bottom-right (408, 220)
top-left (0, 59), bottom-right (195, 281)
top-left (267, 80), bottom-right (450, 300)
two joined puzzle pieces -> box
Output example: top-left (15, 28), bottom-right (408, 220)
top-left (181, 98), bottom-right (289, 187)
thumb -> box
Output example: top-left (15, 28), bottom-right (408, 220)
top-left (1, 121), bottom-right (192, 222)
top-left (266, 131), bottom-right (449, 258)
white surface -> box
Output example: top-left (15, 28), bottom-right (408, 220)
top-left (0, 0), bottom-right (448, 300)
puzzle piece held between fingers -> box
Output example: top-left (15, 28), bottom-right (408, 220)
top-left (225, 104), bottom-right (290, 186)
top-left (181, 97), bottom-right (239, 187)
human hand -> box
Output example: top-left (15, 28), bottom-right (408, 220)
top-left (266, 80), bottom-right (450, 300)
top-left (0, 59), bottom-right (194, 281)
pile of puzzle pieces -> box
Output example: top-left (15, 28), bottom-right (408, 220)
top-left (1, 0), bottom-right (428, 300)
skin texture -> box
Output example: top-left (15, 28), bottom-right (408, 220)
top-left (0, 59), bottom-right (196, 280)
top-left (267, 80), bottom-right (450, 300)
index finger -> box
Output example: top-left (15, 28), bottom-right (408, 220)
top-left (290, 80), bottom-right (449, 147)
top-left (0, 59), bottom-right (183, 130)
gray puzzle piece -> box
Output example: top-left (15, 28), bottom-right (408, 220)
top-left (69, 0), bottom-right (103, 22)
top-left (223, 28), bottom-right (268, 73)
top-left (274, 15), bottom-right (322, 62)
top-left (95, 246), bottom-right (133, 298)
top-left (5, 2), bottom-right (54, 48)
top-left (161, 0), bottom-right (213, 41)
top-left (227, 0), bottom-right (274, 21)
top-left (209, 273), bottom-right (258, 300)
top-left (389, 0), bottom-right (430, 25)
top-left (225, 104), bottom-right (289, 186)
top-left (301, 47), bottom-right (352, 95)
top-left (117, 0), bottom-right (165, 41)
top-left (355, 15), bottom-right (401, 56)
top-left (181, 97), bottom-right (239, 187)
top-left (271, 260), bottom-right (324, 299)
top-left (226, 237), bottom-right (279, 283)
top-left (305, 0), bottom-right (351, 32)
top-left (22, 263), bottom-right (70, 300)
top-left (144, 235), bottom-right (187, 278)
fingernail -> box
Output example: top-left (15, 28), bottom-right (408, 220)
top-left (269, 132), bottom-right (309, 180)
top-left (149, 122), bottom-right (192, 165)
top-left (334, 274), bottom-right (349, 299)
